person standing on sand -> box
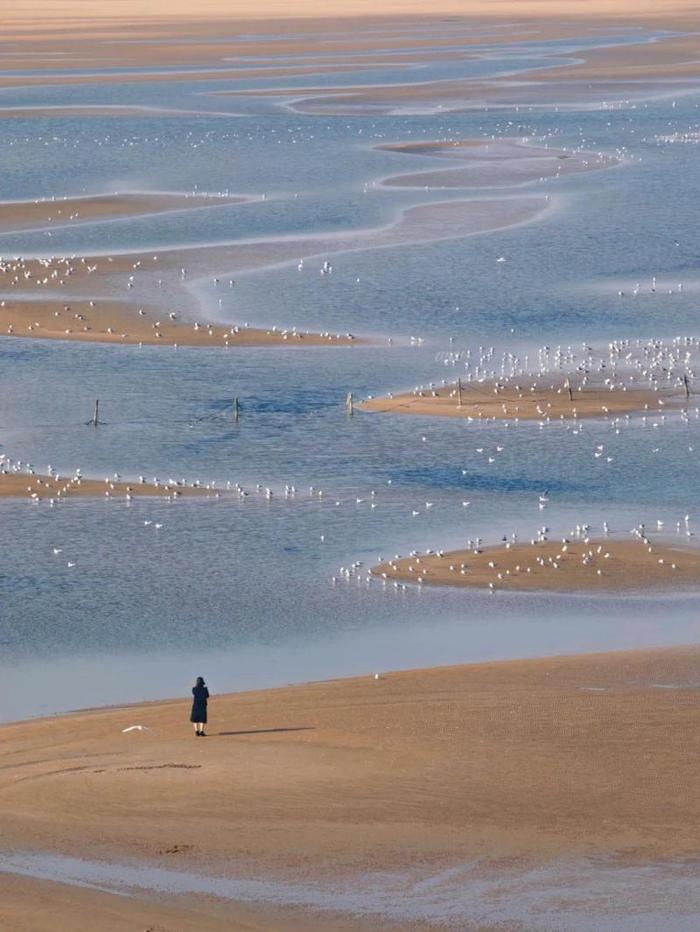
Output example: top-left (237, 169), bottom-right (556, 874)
top-left (190, 676), bottom-right (209, 736)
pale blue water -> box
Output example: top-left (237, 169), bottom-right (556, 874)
top-left (3, 850), bottom-right (700, 930)
top-left (1, 25), bottom-right (700, 722)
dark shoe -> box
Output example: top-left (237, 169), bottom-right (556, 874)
top-left (200, 732), bottom-right (207, 737)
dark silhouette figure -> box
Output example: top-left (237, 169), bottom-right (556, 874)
top-left (190, 677), bottom-right (209, 736)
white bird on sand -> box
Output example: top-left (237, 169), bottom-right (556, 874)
top-left (121, 725), bottom-right (154, 733)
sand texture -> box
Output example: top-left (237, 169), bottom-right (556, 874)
top-left (377, 137), bottom-right (618, 189)
top-left (0, 468), bottom-right (211, 500)
top-left (0, 192), bottom-right (248, 233)
top-left (0, 299), bottom-right (361, 347)
top-left (372, 537), bottom-right (700, 593)
top-left (3, 648), bottom-right (700, 927)
top-left (0, 197), bottom-right (550, 348)
top-left (359, 377), bottom-right (682, 421)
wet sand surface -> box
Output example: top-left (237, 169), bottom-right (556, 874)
top-left (0, 299), bottom-right (361, 347)
top-left (372, 537), bottom-right (700, 592)
top-left (0, 191), bottom-right (249, 233)
top-left (0, 871), bottom-right (402, 932)
top-left (377, 137), bottom-right (618, 189)
top-left (2, 5), bottom-right (700, 929)
top-left (0, 468), bottom-right (210, 500)
top-left (255, 74), bottom-right (700, 115)
top-left (0, 197), bottom-right (551, 347)
top-left (2, 646), bottom-right (700, 928)
top-left (0, 106), bottom-right (220, 119)
top-left (359, 377), bottom-right (681, 421)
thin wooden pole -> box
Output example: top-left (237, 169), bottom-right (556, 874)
top-left (346, 392), bottom-right (354, 416)
top-left (234, 397), bottom-right (240, 421)
top-left (684, 374), bottom-right (691, 399)
top-left (457, 377), bottom-right (463, 408)
top-left (88, 399), bottom-right (100, 427)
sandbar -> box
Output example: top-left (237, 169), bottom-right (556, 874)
top-left (0, 299), bottom-right (360, 347)
top-left (359, 376), bottom-right (683, 421)
top-left (0, 468), bottom-right (209, 500)
top-left (0, 191), bottom-right (249, 234)
top-left (377, 136), bottom-right (618, 189)
top-left (0, 197), bottom-right (549, 347)
top-left (372, 537), bottom-right (700, 592)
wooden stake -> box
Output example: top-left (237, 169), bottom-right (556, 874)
top-left (88, 399), bottom-right (100, 427)
top-left (346, 392), bottom-right (354, 416)
top-left (565, 377), bottom-right (573, 402)
top-left (234, 397), bottom-right (240, 421)
top-left (457, 377), bottom-right (463, 408)
top-left (684, 374), bottom-right (691, 399)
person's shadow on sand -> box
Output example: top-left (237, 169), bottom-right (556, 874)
top-left (216, 727), bottom-right (314, 737)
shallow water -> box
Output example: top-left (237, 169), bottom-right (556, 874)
top-left (1, 24), bottom-right (700, 722)
top-left (3, 850), bottom-right (700, 930)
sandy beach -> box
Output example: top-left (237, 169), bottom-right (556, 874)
top-left (3, 4), bottom-right (700, 928)
top-left (372, 537), bottom-right (700, 593)
top-left (3, 646), bottom-right (700, 929)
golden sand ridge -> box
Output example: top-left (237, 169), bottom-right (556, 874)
top-left (359, 376), bottom-right (684, 421)
top-left (372, 536), bottom-right (700, 593)
top-left (0, 299), bottom-right (360, 347)
top-left (2, 646), bottom-right (700, 929)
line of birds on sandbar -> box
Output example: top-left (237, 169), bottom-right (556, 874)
top-left (367, 336), bottom-right (699, 423)
top-left (336, 517), bottom-right (696, 592)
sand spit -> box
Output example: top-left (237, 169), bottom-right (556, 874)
top-left (0, 468), bottom-right (210, 501)
top-left (359, 377), bottom-right (682, 422)
top-left (0, 191), bottom-right (250, 234)
top-left (377, 136), bottom-right (618, 189)
top-left (263, 73), bottom-right (700, 115)
top-left (2, 646), bottom-right (700, 929)
top-left (0, 299), bottom-right (360, 347)
top-left (0, 105), bottom-right (216, 119)
top-left (372, 537), bottom-right (700, 593)
top-left (529, 32), bottom-right (700, 83)
top-left (0, 62), bottom-right (411, 91)
top-left (0, 196), bottom-right (548, 348)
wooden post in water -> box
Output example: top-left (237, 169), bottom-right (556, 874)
top-left (234, 397), bottom-right (240, 422)
top-left (684, 374), bottom-right (691, 400)
top-left (565, 377), bottom-right (573, 402)
top-left (346, 392), bottom-right (354, 416)
top-left (457, 377), bottom-right (463, 408)
top-left (88, 399), bottom-right (100, 427)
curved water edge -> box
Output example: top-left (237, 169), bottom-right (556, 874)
top-left (2, 19), bottom-right (700, 719)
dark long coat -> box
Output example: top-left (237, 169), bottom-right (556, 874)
top-left (190, 684), bottom-right (209, 723)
